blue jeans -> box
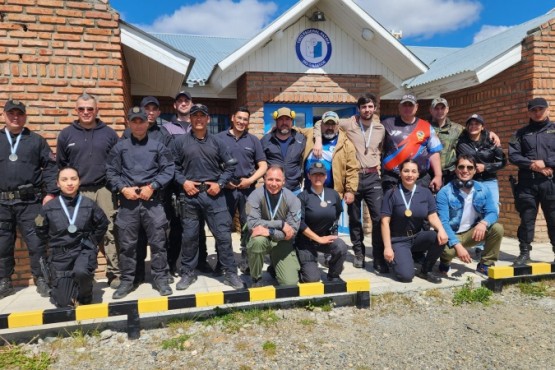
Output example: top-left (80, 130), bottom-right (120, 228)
top-left (476, 179), bottom-right (499, 251)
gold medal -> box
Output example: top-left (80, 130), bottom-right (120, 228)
top-left (404, 209), bottom-right (412, 217)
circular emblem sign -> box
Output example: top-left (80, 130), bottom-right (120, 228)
top-left (295, 28), bottom-right (332, 68)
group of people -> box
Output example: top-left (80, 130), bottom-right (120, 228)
top-left (1, 89), bottom-right (554, 307)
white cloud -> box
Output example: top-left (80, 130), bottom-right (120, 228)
top-left (355, 0), bottom-right (482, 39)
top-left (140, 0), bottom-right (278, 38)
top-left (472, 25), bottom-right (511, 43)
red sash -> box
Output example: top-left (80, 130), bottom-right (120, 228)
top-left (383, 119), bottom-right (431, 171)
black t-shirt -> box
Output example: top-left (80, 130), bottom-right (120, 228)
top-left (381, 184), bottom-right (436, 236)
top-left (297, 187), bottom-right (342, 248)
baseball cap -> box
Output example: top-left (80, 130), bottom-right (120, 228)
top-left (4, 99), bottom-right (26, 114)
top-left (274, 107), bottom-right (293, 120)
top-left (400, 94), bottom-right (417, 105)
top-left (189, 104), bottom-right (209, 116)
top-left (309, 162), bottom-right (327, 175)
top-left (127, 106), bottom-right (147, 121)
top-left (431, 97), bottom-right (449, 108)
top-left (175, 91), bottom-right (192, 101)
top-left (321, 111), bottom-right (339, 124)
top-left (465, 113), bottom-right (484, 125)
top-left (527, 97), bottom-right (548, 111)
top-left (140, 96), bottom-right (159, 108)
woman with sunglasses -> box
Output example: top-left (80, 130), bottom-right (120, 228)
top-left (381, 159), bottom-right (448, 283)
top-left (456, 114), bottom-right (506, 260)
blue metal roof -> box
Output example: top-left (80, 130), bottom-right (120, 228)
top-left (407, 9), bottom-right (555, 87)
top-left (150, 33), bottom-right (248, 85)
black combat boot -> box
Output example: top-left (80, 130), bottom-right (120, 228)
top-left (513, 244), bottom-right (532, 266)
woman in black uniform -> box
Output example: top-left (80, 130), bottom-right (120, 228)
top-left (297, 162), bottom-right (348, 282)
top-left (381, 160), bottom-right (448, 283)
top-left (36, 167), bottom-right (108, 307)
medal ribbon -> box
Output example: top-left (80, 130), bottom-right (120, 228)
top-left (5, 130), bottom-right (23, 157)
top-left (59, 194), bottom-right (83, 228)
top-left (311, 187), bottom-right (325, 204)
top-left (358, 119), bottom-right (373, 154)
top-left (264, 189), bottom-right (283, 221)
top-left (399, 184), bottom-right (416, 214)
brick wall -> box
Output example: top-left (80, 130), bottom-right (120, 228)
top-left (0, 0), bottom-right (126, 286)
top-left (237, 72), bottom-right (381, 137)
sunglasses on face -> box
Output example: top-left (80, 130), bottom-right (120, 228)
top-left (457, 165), bottom-right (475, 171)
top-left (77, 107), bottom-right (95, 113)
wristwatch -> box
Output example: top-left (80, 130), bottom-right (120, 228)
top-left (268, 228), bottom-right (275, 237)
top-left (149, 181), bottom-right (160, 190)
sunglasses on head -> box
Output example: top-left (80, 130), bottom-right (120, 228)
top-left (457, 165), bottom-right (475, 171)
top-left (77, 107), bottom-right (95, 112)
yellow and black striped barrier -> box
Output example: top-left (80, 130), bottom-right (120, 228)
top-left (0, 279), bottom-right (370, 339)
top-left (482, 262), bottom-right (555, 292)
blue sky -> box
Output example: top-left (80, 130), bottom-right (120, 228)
top-left (110, 0), bottom-right (555, 47)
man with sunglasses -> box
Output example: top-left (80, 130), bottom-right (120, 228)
top-left (436, 154), bottom-right (503, 276)
top-left (509, 97), bottom-right (555, 266)
top-left (56, 93), bottom-right (120, 288)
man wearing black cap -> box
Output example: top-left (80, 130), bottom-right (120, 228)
top-left (261, 107), bottom-right (307, 193)
top-left (509, 97), bottom-right (555, 265)
top-left (0, 99), bottom-right (57, 299)
top-left (162, 91), bottom-right (210, 275)
top-left (121, 96), bottom-right (173, 285)
top-left (57, 93), bottom-right (120, 289)
top-left (171, 103), bottom-right (244, 291)
top-left (106, 107), bottom-right (174, 299)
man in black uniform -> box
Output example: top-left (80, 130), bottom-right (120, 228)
top-left (509, 97), bottom-right (555, 265)
top-left (57, 93), bottom-right (120, 289)
top-left (0, 99), bottom-right (57, 298)
top-left (107, 107), bottom-right (174, 299)
top-left (162, 91), bottom-right (210, 275)
top-left (36, 167), bottom-right (109, 307)
top-left (172, 104), bottom-right (244, 290)
top-left (217, 106), bottom-right (267, 274)
top-left (121, 96), bottom-right (173, 285)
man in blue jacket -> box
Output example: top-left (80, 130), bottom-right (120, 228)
top-left (436, 154), bottom-right (503, 276)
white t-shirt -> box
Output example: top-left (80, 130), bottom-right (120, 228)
top-left (456, 189), bottom-right (477, 233)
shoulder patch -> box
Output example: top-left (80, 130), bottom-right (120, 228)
top-left (35, 214), bottom-right (44, 227)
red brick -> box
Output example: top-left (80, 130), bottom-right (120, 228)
top-left (36, 0), bottom-right (64, 7)
top-left (39, 15), bottom-right (66, 24)
top-left (66, 1), bottom-right (93, 10)
top-left (41, 78), bottom-right (68, 86)
top-left (85, 28), bottom-right (113, 36)
top-left (68, 57), bottom-right (95, 65)
top-left (83, 50), bottom-right (110, 59)
top-left (55, 49), bottom-right (81, 57)
top-left (69, 80), bottom-right (96, 88)
top-left (55, 9), bottom-right (83, 18)
top-left (83, 34), bottom-right (110, 43)
top-left (27, 86), bottom-right (55, 93)
top-left (26, 7), bottom-right (53, 15)
top-left (0, 4), bottom-right (23, 12)
top-left (6, 13), bottom-right (36, 22)
top-left (8, 30), bottom-right (39, 38)
top-left (96, 20), bottom-right (118, 28)
top-left (56, 25), bottom-right (83, 34)
top-left (53, 33), bottom-right (82, 41)
top-left (84, 10), bottom-right (113, 20)
top-left (6, 0), bottom-right (36, 5)
top-left (68, 18), bottom-right (95, 26)
top-left (0, 39), bottom-right (19, 47)
top-left (21, 40), bottom-right (50, 47)
top-left (26, 24), bottom-right (55, 32)
top-left (66, 41), bottom-right (94, 50)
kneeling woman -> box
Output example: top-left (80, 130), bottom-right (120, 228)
top-left (297, 162), bottom-right (348, 282)
top-left (381, 160), bottom-right (448, 283)
top-left (36, 167), bottom-right (108, 307)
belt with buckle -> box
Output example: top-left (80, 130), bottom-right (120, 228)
top-left (359, 167), bottom-right (378, 174)
top-left (0, 191), bottom-right (22, 200)
top-left (391, 230), bottom-right (416, 238)
top-left (195, 181), bottom-right (217, 192)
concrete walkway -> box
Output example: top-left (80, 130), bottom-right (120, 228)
top-left (0, 233), bottom-right (553, 338)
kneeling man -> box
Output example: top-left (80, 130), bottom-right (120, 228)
top-left (436, 154), bottom-right (503, 276)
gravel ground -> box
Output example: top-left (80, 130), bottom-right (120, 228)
top-left (13, 282), bottom-right (555, 369)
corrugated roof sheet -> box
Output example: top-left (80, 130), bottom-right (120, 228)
top-left (407, 9), bottom-right (555, 87)
top-left (150, 33), bottom-right (248, 84)
top-left (406, 46), bottom-right (460, 66)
